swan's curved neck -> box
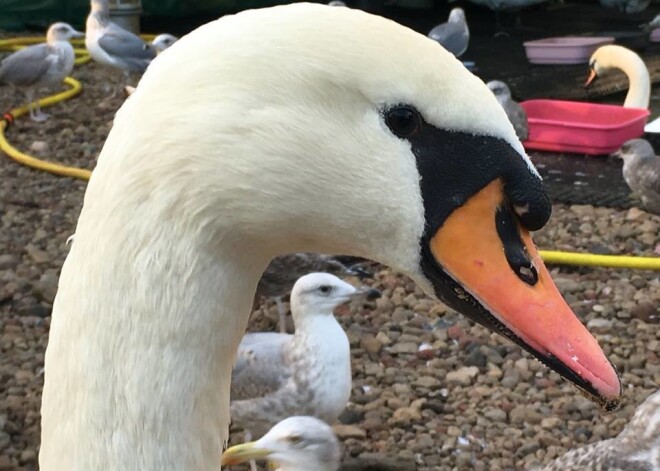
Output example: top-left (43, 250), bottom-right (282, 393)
top-left (40, 204), bottom-right (272, 470)
top-left (613, 52), bottom-right (650, 109)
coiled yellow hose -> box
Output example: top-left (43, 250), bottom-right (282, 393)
top-left (0, 36), bottom-right (658, 271)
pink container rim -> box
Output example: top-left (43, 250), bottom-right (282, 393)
top-left (522, 100), bottom-right (650, 129)
top-left (523, 36), bottom-right (615, 48)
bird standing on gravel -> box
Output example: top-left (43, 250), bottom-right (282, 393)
top-left (149, 34), bottom-right (178, 54)
top-left (612, 139), bottom-right (660, 215)
top-left (256, 253), bottom-right (369, 333)
top-left (222, 416), bottom-right (341, 471)
top-left (539, 389), bottom-right (660, 470)
top-left (428, 8), bottom-right (470, 58)
top-left (487, 80), bottom-right (528, 141)
top-left (0, 22), bottom-right (83, 121)
top-left (231, 273), bottom-right (379, 437)
top-left (85, 0), bottom-right (155, 82)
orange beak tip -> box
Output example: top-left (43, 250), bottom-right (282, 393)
top-left (427, 180), bottom-right (621, 409)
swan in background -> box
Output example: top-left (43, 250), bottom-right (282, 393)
top-left (585, 45), bottom-right (650, 109)
top-left (585, 45), bottom-right (660, 133)
top-left (39, 4), bottom-right (621, 470)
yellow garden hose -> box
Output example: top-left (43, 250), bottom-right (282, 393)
top-left (0, 77), bottom-right (92, 180)
top-left (0, 35), bottom-right (658, 271)
top-left (539, 250), bottom-right (659, 270)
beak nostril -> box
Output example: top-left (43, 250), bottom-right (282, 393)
top-left (517, 264), bottom-right (538, 285)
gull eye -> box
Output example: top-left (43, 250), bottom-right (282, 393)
top-left (318, 285), bottom-right (332, 294)
top-left (288, 435), bottom-right (302, 444)
top-left (384, 105), bottom-right (423, 139)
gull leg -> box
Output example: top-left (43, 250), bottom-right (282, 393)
top-left (275, 296), bottom-right (287, 334)
top-left (26, 90), bottom-right (48, 122)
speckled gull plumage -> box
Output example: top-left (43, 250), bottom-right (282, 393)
top-left (487, 80), bottom-right (528, 142)
top-left (614, 139), bottom-right (660, 215)
top-left (539, 390), bottom-right (660, 471)
top-left (231, 273), bottom-right (377, 437)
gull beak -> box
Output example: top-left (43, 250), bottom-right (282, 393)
top-left (221, 442), bottom-right (272, 466)
top-left (585, 68), bottom-right (597, 88)
top-left (72, 30), bottom-right (85, 39)
top-left (351, 287), bottom-right (382, 301)
top-left (423, 179), bottom-right (621, 409)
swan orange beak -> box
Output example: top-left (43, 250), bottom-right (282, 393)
top-left (426, 180), bottom-right (621, 409)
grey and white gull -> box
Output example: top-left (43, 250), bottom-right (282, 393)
top-left (428, 8), bottom-right (470, 58)
top-left (487, 80), bottom-right (528, 141)
top-left (222, 416), bottom-right (341, 471)
top-left (149, 34), bottom-right (178, 54)
top-left (612, 139), bottom-right (660, 215)
top-left (0, 22), bottom-right (83, 121)
top-left (539, 389), bottom-right (660, 471)
top-left (231, 273), bottom-right (380, 437)
top-left (255, 253), bottom-right (369, 333)
top-left (85, 0), bottom-right (155, 77)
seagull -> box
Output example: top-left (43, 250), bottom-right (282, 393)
top-left (222, 416), bottom-right (341, 471)
top-left (428, 8), bottom-right (470, 58)
top-left (539, 390), bottom-right (660, 470)
top-left (641, 14), bottom-right (660, 32)
top-left (85, 0), bottom-right (155, 80)
top-left (149, 34), bottom-right (178, 54)
top-left (256, 254), bottom-right (370, 333)
top-left (612, 139), bottom-right (660, 215)
top-left (487, 80), bottom-right (528, 141)
top-left (0, 22), bottom-right (83, 121)
top-left (231, 273), bottom-right (380, 437)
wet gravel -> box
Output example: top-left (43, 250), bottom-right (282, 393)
top-left (1, 46), bottom-right (659, 471)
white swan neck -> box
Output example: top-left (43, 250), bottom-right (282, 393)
top-left (612, 51), bottom-right (650, 109)
top-left (40, 225), bottom-right (267, 470)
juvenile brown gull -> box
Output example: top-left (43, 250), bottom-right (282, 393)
top-left (231, 272), bottom-right (380, 437)
top-left (612, 139), bottom-right (660, 214)
top-left (539, 390), bottom-right (660, 471)
top-left (0, 22), bottom-right (83, 121)
top-left (487, 80), bottom-right (528, 141)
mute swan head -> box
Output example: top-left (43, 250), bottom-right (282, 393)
top-left (42, 3), bottom-right (620, 470)
top-left (586, 45), bottom-right (650, 109)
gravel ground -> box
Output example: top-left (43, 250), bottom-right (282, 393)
top-left (1, 47), bottom-right (659, 471)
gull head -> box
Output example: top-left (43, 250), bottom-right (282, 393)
top-left (221, 416), bottom-right (341, 471)
top-left (290, 272), bottom-right (380, 315)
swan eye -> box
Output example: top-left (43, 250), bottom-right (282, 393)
top-left (318, 285), bottom-right (332, 294)
top-left (384, 105), bottom-right (423, 138)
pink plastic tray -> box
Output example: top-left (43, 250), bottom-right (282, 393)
top-left (523, 36), bottom-right (614, 64)
top-left (521, 100), bottom-right (649, 155)
top-left (651, 29), bottom-right (660, 43)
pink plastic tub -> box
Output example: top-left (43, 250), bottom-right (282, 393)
top-left (651, 29), bottom-right (660, 43)
top-left (523, 36), bottom-right (614, 64)
top-left (521, 100), bottom-right (649, 155)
